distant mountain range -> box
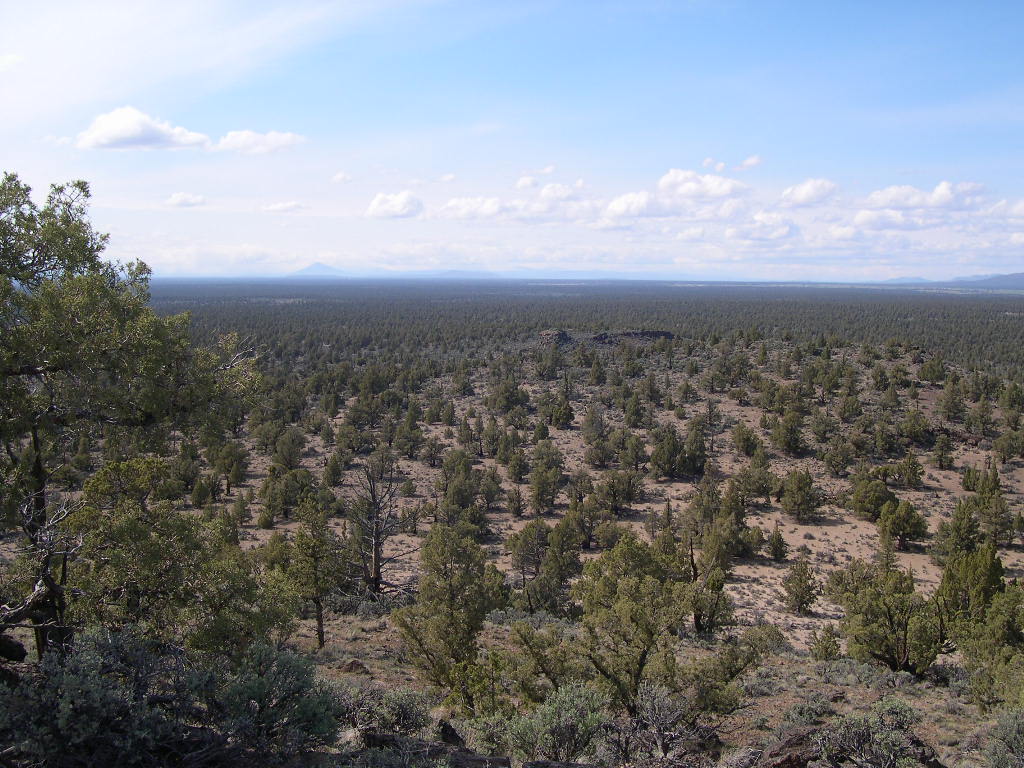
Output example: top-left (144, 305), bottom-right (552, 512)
top-left (285, 263), bottom-right (1024, 289)
top-left (873, 272), bottom-right (1024, 289)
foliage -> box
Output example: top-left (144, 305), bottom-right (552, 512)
top-left (817, 697), bottom-right (922, 768)
top-left (0, 630), bottom-right (339, 766)
top-left (781, 558), bottom-right (820, 615)
top-left (780, 470), bottom-right (821, 523)
top-left (827, 559), bottom-right (940, 675)
top-left (393, 523), bottom-right (506, 708)
top-left (507, 683), bottom-right (608, 762)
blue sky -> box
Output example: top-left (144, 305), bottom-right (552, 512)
top-left (2, 0), bottom-right (1023, 279)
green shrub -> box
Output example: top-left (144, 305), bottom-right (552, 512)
top-left (987, 710), bottom-right (1024, 768)
top-left (507, 682), bottom-right (608, 762)
top-left (337, 684), bottom-right (433, 736)
top-left (215, 641), bottom-right (340, 755)
top-left (0, 631), bottom-right (197, 768)
top-left (817, 697), bottom-right (920, 767)
top-left (809, 624), bottom-right (842, 661)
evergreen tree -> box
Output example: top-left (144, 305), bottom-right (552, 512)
top-left (781, 558), bottom-right (820, 615)
top-left (289, 500), bottom-right (348, 648)
top-left (780, 470), bottom-right (820, 523)
top-left (877, 500), bottom-right (928, 551)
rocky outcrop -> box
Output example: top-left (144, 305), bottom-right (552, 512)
top-left (756, 727), bottom-right (820, 768)
top-left (539, 329), bottom-right (572, 346)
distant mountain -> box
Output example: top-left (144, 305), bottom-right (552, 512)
top-left (866, 271), bottom-right (1024, 290)
top-left (944, 272), bottom-right (1024, 289)
top-left (290, 262), bottom-right (347, 277)
top-left (950, 273), bottom-right (999, 283)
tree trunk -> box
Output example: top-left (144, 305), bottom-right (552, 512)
top-left (315, 598), bottom-right (325, 648)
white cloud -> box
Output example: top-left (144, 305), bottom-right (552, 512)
top-left (853, 209), bottom-right (926, 230)
top-left (438, 197), bottom-right (503, 219)
top-left (736, 154), bottom-right (762, 170)
top-left (214, 129), bottom-right (305, 154)
top-left (658, 168), bottom-right (747, 199)
top-left (366, 190), bottom-right (423, 218)
top-left (865, 180), bottom-right (983, 209)
top-left (781, 178), bottom-right (838, 206)
top-left (676, 226), bottom-right (705, 241)
top-left (332, 171), bottom-right (353, 183)
top-left (539, 164), bottom-right (556, 175)
top-left (726, 210), bottom-right (795, 241)
top-left (165, 192), bottom-right (206, 207)
top-left (605, 191), bottom-right (667, 218)
top-left (829, 225), bottom-right (858, 240)
top-left (439, 173), bottom-right (456, 183)
top-left (75, 106), bottom-right (305, 154)
top-left (76, 106), bottom-right (209, 150)
top-left (262, 201), bottom-right (305, 213)
top-left (516, 175), bottom-right (538, 189)
top-left (540, 183), bottom-right (573, 201)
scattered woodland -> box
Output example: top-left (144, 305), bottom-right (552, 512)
top-left (4, 173), bottom-right (1024, 768)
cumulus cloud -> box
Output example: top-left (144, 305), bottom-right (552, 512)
top-left (438, 197), bottom-right (503, 219)
top-left (332, 171), bottom-right (353, 183)
top-left (853, 209), bottom-right (926, 230)
top-left (262, 201), bottom-right (306, 213)
top-left (214, 130), bottom-right (305, 154)
top-left (865, 180), bottom-right (983, 209)
top-left (76, 106), bottom-right (209, 150)
top-left (439, 173), bottom-right (456, 183)
top-left (604, 191), bottom-right (668, 218)
top-left (540, 183), bottom-right (573, 201)
top-left (366, 190), bottom-right (423, 218)
top-left (702, 157), bottom-right (726, 172)
top-left (516, 176), bottom-right (538, 189)
top-left (75, 106), bottom-right (305, 154)
top-left (736, 154), bottom-right (762, 170)
top-left (782, 178), bottom-right (838, 206)
top-left (165, 192), bottom-right (206, 207)
top-left (658, 169), bottom-right (747, 199)
top-left (1010, 233), bottom-right (1024, 245)
top-left (726, 210), bottom-right (795, 241)
top-left (829, 224), bottom-right (858, 240)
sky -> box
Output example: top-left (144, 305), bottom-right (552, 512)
top-left (2, 0), bottom-right (1024, 281)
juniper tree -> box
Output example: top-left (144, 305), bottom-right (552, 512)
top-left (290, 499), bottom-right (348, 648)
top-left (0, 173), bottom-right (257, 656)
